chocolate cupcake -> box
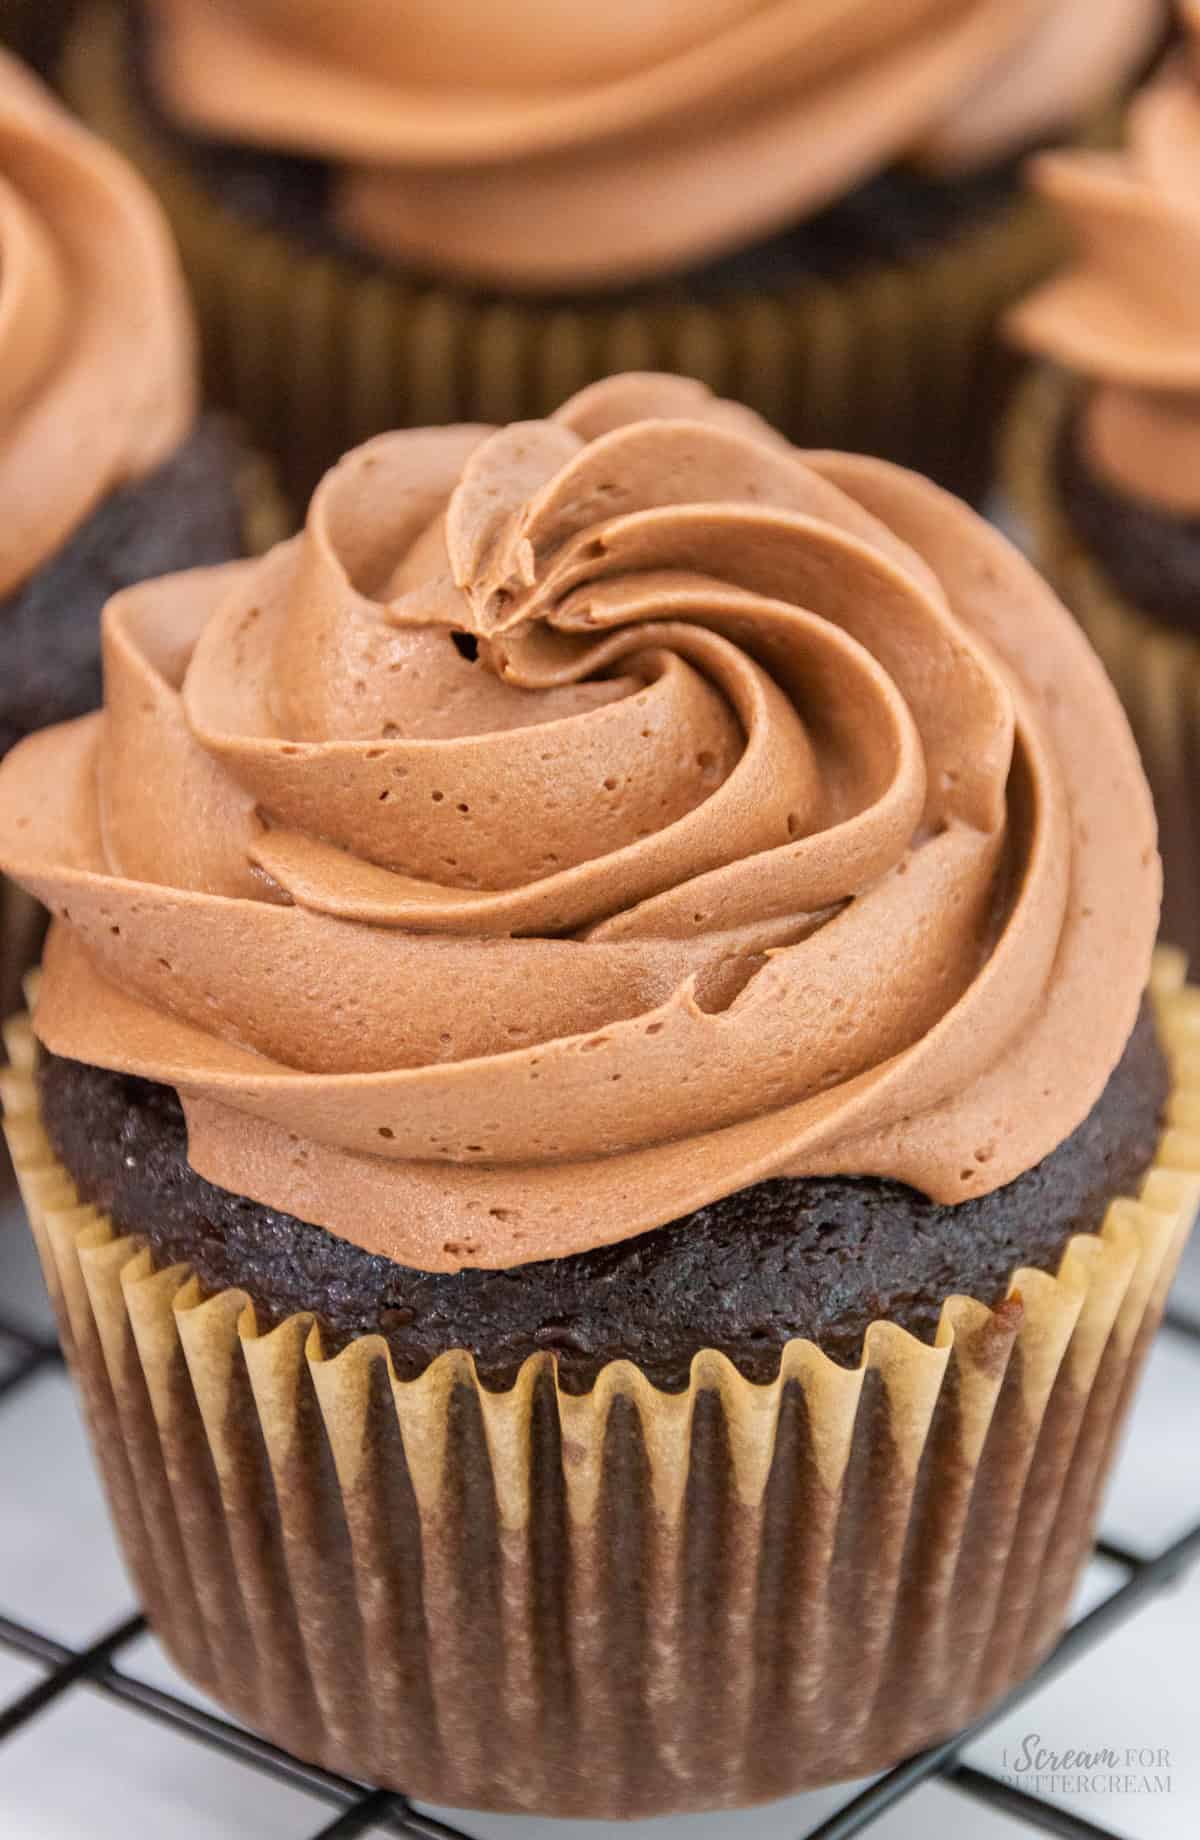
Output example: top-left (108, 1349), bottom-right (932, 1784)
top-left (63, 0), bottom-right (1165, 503)
top-left (1, 375), bottom-right (1196, 1817)
top-left (1006, 3), bottom-right (1200, 959)
top-left (0, 51), bottom-right (284, 1022)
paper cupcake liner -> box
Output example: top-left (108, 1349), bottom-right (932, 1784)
top-left (3, 955), bottom-right (1197, 1817)
top-left (1005, 369), bottom-right (1200, 963)
top-left (63, 3), bottom-right (1071, 509)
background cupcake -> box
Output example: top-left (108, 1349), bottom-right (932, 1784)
top-left (2, 376), bottom-right (1195, 1816)
top-left (0, 51), bottom-right (283, 1023)
top-left (1007, 1), bottom-right (1200, 959)
top-left (64, 0), bottom-right (1166, 502)
top-left (0, 1), bottom-right (76, 76)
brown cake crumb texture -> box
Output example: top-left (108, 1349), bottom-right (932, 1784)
top-left (37, 1000), bottom-right (1166, 1391)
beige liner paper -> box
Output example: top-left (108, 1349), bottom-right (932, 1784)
top-left (3, 955), bottom-right (1198, 1817)
top-left (1005, 369), bottom-right (1200, 965)
top-left (64, 3), bottom-right (1071, 509)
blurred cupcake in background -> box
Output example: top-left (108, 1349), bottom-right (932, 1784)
top-left (1, 1), bottom-right (76, 77)
top-left (0, 50), bottom-right (281, 1023)
top-left (1007, 0), bottom-right (1200, 959)
top-left (64, 0), bottom-right (1166, 500)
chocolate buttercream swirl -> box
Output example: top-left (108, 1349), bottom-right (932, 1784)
top-left (0, 375), bottom-right (1158, 1270)
top-left (145, 0), bottom-right (1163, 291)
top-left (0, 50), bottom-right (194, 597)
top-left (1010, 5), bottom-right (1200, 515)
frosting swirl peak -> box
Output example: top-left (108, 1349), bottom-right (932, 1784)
top-left (0, 376), bottom-right (1159, 1270)
top-left (146, 0), bottom-right (1164, 290)
top-left (0, 51), bottom-right (195, 597)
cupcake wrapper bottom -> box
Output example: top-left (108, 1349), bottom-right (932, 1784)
top-left (64, 4), bottom-right (1068, 509)
top-left (3, 956), bottom-right (1198, 1816)
top-left (1005, 371), bottom-right (1200, 965)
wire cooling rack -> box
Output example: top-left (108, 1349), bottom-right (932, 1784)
top-left (0, 1278), bottom-right (1197, 1840)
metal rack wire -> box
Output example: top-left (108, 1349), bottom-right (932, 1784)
top-left (1, 1296), bottom-right (1198, 1840)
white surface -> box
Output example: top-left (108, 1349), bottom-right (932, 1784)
top-left (0, 1197), bottom-right (1197, 1838)
top-left (0, 1689), bottom-right (329, 1840)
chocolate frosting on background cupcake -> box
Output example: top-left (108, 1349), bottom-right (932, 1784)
top-left (0, 43), bottom-right (266, 760)
top-left (64, 0), bottom-right (1167, 517)
top-left (0, 47), bottom-right (196, 599)
top-left (1008, 2), bottom-right (1200, 629)
top-left (1005, 1), bottom-right (1200, 958)
top-left (145, 0), bottom-right (1163, 291)
top-left (0, 50), bottom-right (270, 1025)
top-left (1010, 2), bottom-right (1200, 530)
